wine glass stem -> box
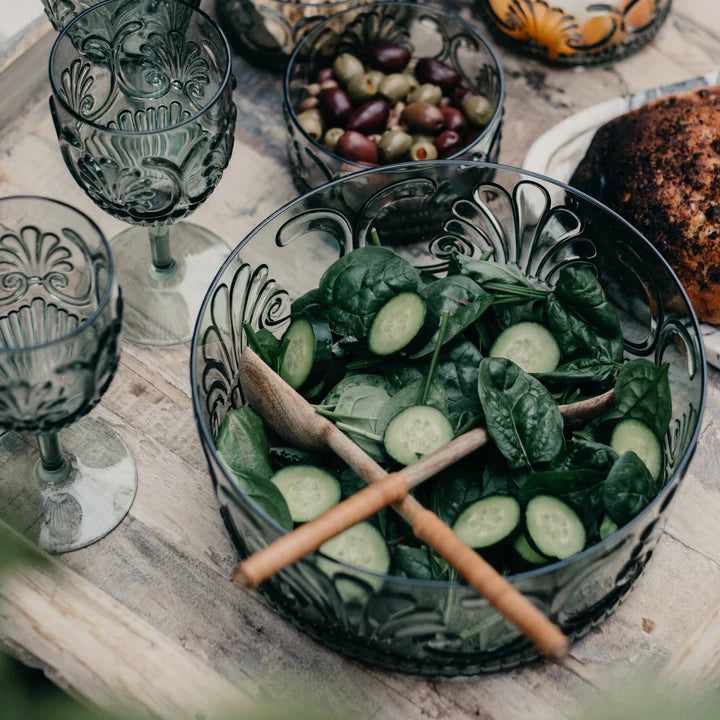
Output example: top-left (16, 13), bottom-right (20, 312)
top-left (38, 431), bottom-right (69, 483)
top-left (149, 226), bottom-right (176, 273)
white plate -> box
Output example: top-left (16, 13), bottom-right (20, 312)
top-left (523, 71), bottom-right (720, 368)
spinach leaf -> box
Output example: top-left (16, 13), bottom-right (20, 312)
top-left (613, 359), bottom-right (672, 438)
top-left (411, 276), bottom-right (493, 358)
top-left (338, 468), bottom-right (386, 535)
top-left (551, 440), bottom-right (618, 474)
top-left (437, 340), bottom-right (482, 421)
top-left (520, 469), bottom-right (607, 499)
top-left (269, 446), bottom-right (331, 469)
top-left (384, 365), bottom-right (426, 395)
top-left (292, 288), bottom-right (326, 319)
top-left (216, 407), bottom-right (292, 530)
top-left (432, 468), bottom-right (483, 526)
top-left (546, 268), bottom-right (623, 362)
top-left (602, 451), bottom-right (656, 526)
top-left (451, 254), bottom-right (536, 289)
top-left (477, 358), bottom-right (564, 469)
top-left (243, 325), bottom-right (281, 369)
top-left (333, 384), bottom-right (390, 461)
top-left (537, 357), bottom-right (619, 385)
top-left (322, 374), bottom-right (385, 406)
top-left (375, 377), bottom-right (448, 436)
top-left (392, 545), bottom-right (433, 580)
top-left (319, 247), bottom-right (418, 337)
top-left (481, 452), bottom-right (519, 496)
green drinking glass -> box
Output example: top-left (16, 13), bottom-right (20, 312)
top-left (49, 0), bottom-right (236, 345)
top-left (0, 196), bottom-right (137, 553)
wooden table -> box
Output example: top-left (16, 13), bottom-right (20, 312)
top-left (1, 2), bottom-right (720, 718)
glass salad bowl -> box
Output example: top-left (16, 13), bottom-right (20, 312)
top-left (191, 161), bottom-right (705, 675)
top-left (284, 2), bottom-right (504, 193)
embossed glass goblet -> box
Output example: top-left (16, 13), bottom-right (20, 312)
top-left (41, 0), bottom-right (200, 31)
top-left (0, 196), bottom-right (137, 553)
top-left (49, 0), bottom-right (236, 345)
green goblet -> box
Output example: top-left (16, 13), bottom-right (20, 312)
top-left (49, 0), bottom-right (236, 345)
top-left (0, 196), bottom-right (137, 553)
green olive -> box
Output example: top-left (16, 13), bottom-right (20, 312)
top-left (332, 53), bottom-right (364, 85)
top-left (367, 70), bottom-right (385, 88)
top-left (463, 93), bottom-right (494, 126)
top-left (408, 83), bottom-right (442, 106)
top-left (409, 140), bottom-right (438, 161)
top-left (378, 129), bottom-right (413, 162)
top-left (403, 71), bottom-right (419, 92)
top-left (346, 73), bottom-right (378, 102)
top-left (296, 108), bottom-right (324, 140)
top-left (379, 73), bottom-right (410, 103)
top-left (324, 127), bottom-right (345, 150)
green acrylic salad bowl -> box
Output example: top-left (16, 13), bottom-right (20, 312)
top-left (191, 161), bottom-right (706, 675)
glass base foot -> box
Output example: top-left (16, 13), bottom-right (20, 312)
top-left (112, 222), bottom-right (230, 346)
top-left (0, 417), bottom-right (137, 554)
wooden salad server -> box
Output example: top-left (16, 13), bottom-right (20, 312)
top-left (233, 348), bottom-right (614, 660)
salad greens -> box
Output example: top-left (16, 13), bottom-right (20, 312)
top-left (217, 246), bottom-right (674, 580)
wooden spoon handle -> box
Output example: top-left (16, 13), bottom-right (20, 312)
top-left (233, 472), bottom-right (409, 589)
top-left (406, 500), bottom-right (569, 660)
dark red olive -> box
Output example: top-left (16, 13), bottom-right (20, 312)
top-left (450, 86), bottom-right (473, 109)
top-left (415, 58), bottom-right (461, 92)
top-left (317, 67), bottom-right (334, 83)
top-left (337, 130), bottom-right (378, 164)
top-left (435, 129), bottom-right (464, 158)
top-left (346, 99), bottom-right (389, 134)
top-left (402, 102), bottom-right (444, 133)
top-left (318, 87), bottom-right (353, 127)
top-left (441, 105), bottom-right (467, 134)
top-left (368, 45), bottom-right (411, 73)
top-left (465, 128), bottom-right (484, 146)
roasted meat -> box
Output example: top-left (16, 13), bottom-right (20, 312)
top-left (570, 87), bottom-right (720, 323)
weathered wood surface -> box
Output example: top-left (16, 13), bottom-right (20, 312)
top-left (1, 1), bottom-right (720, 718)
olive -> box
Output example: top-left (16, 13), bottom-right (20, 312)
top-left (337, 130), bottom-right (378, 164)
top-left (379, 73), bottom-right (410, 103)
top-left (415, 58), bottom-right (461, 92)
top-left (402, 102), bottom-right (444, 133)
top-left (333, 53), bottom-right (364, 85)
top-left (319, 78), bottom-right (339, 91)
top-left (409, 141), bottom-right (437, 161)
top-left (346, 73), bottom-right (378, 102)
top-left (368, 45), bottom-right (411, 73)
top-left (412, 133), bottom-right (435, 145)
top-left (317, 67), bottom-right (334, 83)
top-left (346, 99), bottom-right (389, 134)
top-left (441, 105), bottom-right (467, 134)
top-left (435, 129), bottom-right (464, 157)
top-left (463, 94), bottom-right (494, 126)
top-left (465, 128), bottom-right (483, 146)
top-left (367, 70), bottom-right (385, 88)
top-left (299, 96), bottom-right (319, 112)
top-left (324, 127), bottom-right (345, 150)
top-left (318, 87), bottom-right (353, 127)
top-left (408, 83), bottom-right (442, 106)
top-left (403, 71), bottom-right (419, 92)
top-left (378, 129), bottom-right (413, 162)
top-left (450, 86), bottom-right (473, 109)
top-left (296, 108), bottom-right (324, 140)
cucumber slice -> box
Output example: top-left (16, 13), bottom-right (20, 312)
top-left (489, 322), bottom-right (560, 374)
top-left (368, 292), bottom-right (427, 356)
top-left (383, 405), bottom-right (454, 465)
top-left (278, 318), bottom-right (331, 390)
top-left (514, 533), bottom-right (548, 565)
top-left (271, 465), bottom-right (341, 523)
top-left (452, 495), bottom-right (521, 549)
top-left (599, 514), bottom-right (619, 540)
top-left (525, 495), bottom-right (586, 560)
top-left (318, 521), bottom-right (390, 602)
top-left (610, 418), bottom-right (663, 480)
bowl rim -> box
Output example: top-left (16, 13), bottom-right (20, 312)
top-left (49, 0), bottom-right (234, 137)
top-left (0, 195), bottom-right (116, 355)
top-left (190, 159), bottom-right (707, 589)
top-left (283, 1), bottom-right (506, 171)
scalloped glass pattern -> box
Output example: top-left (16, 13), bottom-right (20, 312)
top-left (191, 162), bottom-right (705, 675)
top-left (285, 2), bottom-right (504, 194)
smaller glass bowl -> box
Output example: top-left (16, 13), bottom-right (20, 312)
top-left (284, 1), bottom-right (505, 193)
top-left (216, 0), bottom-right (377, 70)
top-left (478, 0), bottom-right (672, 66)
